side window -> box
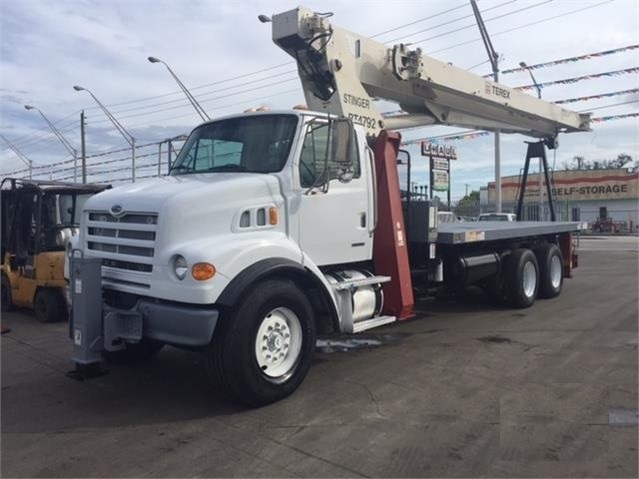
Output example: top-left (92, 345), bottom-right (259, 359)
top-left (299, 122), bottom-right (360, 188)
top-left (193, 139), bottom-right (243, 170)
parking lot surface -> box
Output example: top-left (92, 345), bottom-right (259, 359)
top-left (2, 236), bottom-right (638, 478)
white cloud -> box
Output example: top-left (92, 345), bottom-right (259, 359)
top-left (0, 0), bottom-right (637, 194)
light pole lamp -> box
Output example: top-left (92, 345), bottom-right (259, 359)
top-left (519, 61), bottom-right (542, 99)
top-left (73, 85), bottom-right (137, 182)
top-left (148, 56), bottom-right (210, 122)
top-left (25, 105), bottom-right (79, 182)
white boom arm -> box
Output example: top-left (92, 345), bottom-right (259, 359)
top-left (270, 7), bottom-right (590, 139)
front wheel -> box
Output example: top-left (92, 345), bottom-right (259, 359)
top-left (206, 279), bottom-right (316, 407)
top-left (34, 288), bottom-right (66, 322)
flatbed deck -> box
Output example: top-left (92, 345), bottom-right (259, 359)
top-left (437, 221), bottom-right (580, 245)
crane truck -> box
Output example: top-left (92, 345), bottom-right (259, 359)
top-left (68, 7), bottom-right (590, 406)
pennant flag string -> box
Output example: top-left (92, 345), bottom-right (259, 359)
top-left (496, 45), bottom-right (639, 75)
top-left (514, 67), bottom-right (639, 91)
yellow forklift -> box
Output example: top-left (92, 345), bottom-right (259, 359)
top-left (1, 178), bottom-right (108, 322)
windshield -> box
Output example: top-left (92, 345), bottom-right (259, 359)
top-left (171, 114), bottom-right (298, 175)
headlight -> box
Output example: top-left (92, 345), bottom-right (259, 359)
top-left (56, 227), bottom-right (79, 247)
top-left (173, 255), bottom-right (188, 280)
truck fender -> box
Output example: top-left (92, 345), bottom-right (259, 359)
top-left (216, 257), bottom-right (339, 332)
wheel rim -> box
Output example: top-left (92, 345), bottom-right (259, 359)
top-left (550, 255), bottom-right (562, 289)
top-left (522, 261), bottom-right (537, 298)
top-left (255, 307), bottom-right (302, 381)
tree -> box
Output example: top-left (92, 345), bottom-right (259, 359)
top-left (454, 190), bottom-right (480, 217)
top-left (562, 153), bottom-right (633, 171)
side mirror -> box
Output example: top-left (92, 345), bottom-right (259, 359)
top-left (331, 118), bottom-right (355, 183)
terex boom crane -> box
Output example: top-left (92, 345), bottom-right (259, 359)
top-left (270, 7), bottom-right (589, 138)
top-left (69, 7), bottom-right (589, 406)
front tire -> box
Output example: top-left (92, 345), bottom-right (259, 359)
top-left (504, 249), bottom-right (539, 309)
top-left (34, 288), bottom-right (66, 322)
top-left (206, 279), bottom-right (316, 407)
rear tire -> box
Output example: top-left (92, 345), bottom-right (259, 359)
top-left (1, 274), bottom-right (13, 312)
top-left (536, 244), bottom-right (563, 299)
top-left (504, 249), bottom-right (539, 309)
top-left (34, 288), bottom-right (66, 322)
top-left (206, 279), bottom-right (316, 407)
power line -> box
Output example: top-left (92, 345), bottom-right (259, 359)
top-left (578, 99), bottom-right (639, 112)
top-left (371, 3), bottom-right (468, 38)
top-left (385, 0), bottom-right (517, 43)
top-left (426, 0), bottom-right (613, 55)
top-left (407, 0), bottom-right (552, 46)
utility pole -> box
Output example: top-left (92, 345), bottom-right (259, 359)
top-left (470, 0), bottom-right (501, 213)
top-left (80, 110), bottom-right (87, 183)
top-left (465, 183), bottom-right (470, 196)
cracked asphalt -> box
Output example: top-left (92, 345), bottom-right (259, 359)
top-left (1, 236), bottom-right (638, 477)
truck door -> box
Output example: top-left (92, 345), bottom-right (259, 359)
top-left (296, 120), bottom-right (372, 266)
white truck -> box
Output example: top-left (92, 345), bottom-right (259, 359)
top-left (68, 7), bottom-right (590, 406)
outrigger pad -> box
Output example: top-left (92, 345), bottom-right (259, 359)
top-left (66, 362), bottom-right (109, 381)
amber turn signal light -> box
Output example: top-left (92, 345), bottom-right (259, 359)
top-left (192, 262), bottom-right (216, 281)
top-left (269, 207), bottom-right (278, 225)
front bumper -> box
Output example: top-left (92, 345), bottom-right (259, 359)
top-left (70, 254), bottom-right (218, 366)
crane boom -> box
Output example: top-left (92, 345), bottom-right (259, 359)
top-left (271, 7), bottom-right (591, 140)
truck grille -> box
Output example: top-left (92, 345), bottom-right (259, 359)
top-left (85, 211), bottom-right (158, 285)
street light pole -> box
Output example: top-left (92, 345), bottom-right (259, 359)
top-left (148, 56), bottom-right (210, 122)
top-left (519, 61), bottom-right (542, 99)
top-left (1, 134), bottom-right (33, 179)
top-left (471, 0), bottom-right (502, 213)
top-left (519, 61), bottom-right (544, 219)
top-left (73, 85), bottom-right (137, 182)
top-left (24, 105), bottom-right (78, 182)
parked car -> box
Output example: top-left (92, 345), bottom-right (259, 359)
top-left (478, 213), bottom-right (517, 222)
top-left (437, 211), bottom-right (463, 223)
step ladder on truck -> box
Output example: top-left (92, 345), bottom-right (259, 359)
top-left (68, 6), bottom-right (590, 406)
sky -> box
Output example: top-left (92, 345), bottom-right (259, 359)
top-left (1, 0), bottom-right (638, 199)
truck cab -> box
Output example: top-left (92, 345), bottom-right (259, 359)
top-left (68, 6), bottom-right (587, 406)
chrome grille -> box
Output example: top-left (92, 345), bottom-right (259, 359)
top-left (85, 210), bottom-right (158, 282)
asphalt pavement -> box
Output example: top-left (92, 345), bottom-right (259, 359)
top-left (1, 236), bottom-right (637, 478)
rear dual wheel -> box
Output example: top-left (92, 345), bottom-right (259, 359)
top-left (504, 249), bottom-right (539, 309)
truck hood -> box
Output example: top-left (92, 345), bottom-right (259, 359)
top-left (83, 173), bottom-right (284, 258)
top-left (85, 173), bottom-right (281, 212)
top-left (85, 173), bottom-right (282, 212)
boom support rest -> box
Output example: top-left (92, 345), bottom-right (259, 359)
top-left (371, 130), bottom-right (414, 320)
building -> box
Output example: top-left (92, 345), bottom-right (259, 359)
top-left (483, 168), bottom-right (639, 229)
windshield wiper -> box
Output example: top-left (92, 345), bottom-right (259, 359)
top-left (204, 164), bottom-right (247, 172)
top-left (170, 164), bottom-right (192, 172)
